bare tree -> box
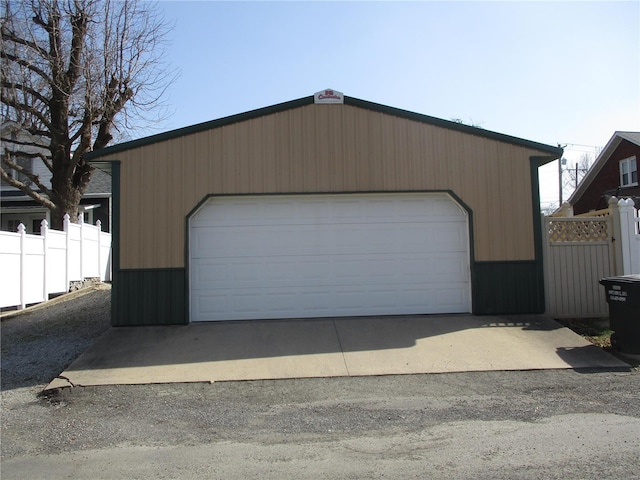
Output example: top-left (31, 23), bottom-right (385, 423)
top-left (562, 152), bottom-right (595, 197)
top-left (450, 117), bottom-right (484, 129)
top-left (1, 0), bottom-right (174, 229)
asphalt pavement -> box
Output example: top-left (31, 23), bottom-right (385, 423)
top-left (3, 370), bottom-right (640, 479)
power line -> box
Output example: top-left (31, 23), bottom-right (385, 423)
top-left (561, 142), bottom-right (602, 149)
top-left (558, 142), bottom-right (603, 154)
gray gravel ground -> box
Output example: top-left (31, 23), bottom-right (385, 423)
top-left (1, 284), bottom-right (111, 390)
top-left (2, 286), bottom-right (640, 479)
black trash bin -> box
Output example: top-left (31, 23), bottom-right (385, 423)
top-left (600, 275), bottom-right (640, 354)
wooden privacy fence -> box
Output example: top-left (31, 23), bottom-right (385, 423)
top-left (543, 197), bottom-right (640, 318)
top-left (0, 214), bottom-right (111, 310)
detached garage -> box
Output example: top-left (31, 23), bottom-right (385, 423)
top-left (87, 90), bottom-right (562, 326)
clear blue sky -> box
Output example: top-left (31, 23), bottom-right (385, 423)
top-left (148, 1), bottom-right (639, 211)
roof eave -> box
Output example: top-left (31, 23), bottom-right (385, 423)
top-left (344, 97), bottom-right (563, 157)
top-left (86, 94), bottom-right (563, 161)
top-left (85, 96), bottom-right (315, 160)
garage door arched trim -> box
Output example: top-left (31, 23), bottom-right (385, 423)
top-left (187, 191), bottom-right (474, 322)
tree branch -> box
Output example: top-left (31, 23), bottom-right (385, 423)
top-left (0, 141), bottom-right (54, 173)
top-left (2, 151), bottom-right (53, 198)
top-left (0, 132), bottom-right (51, 146)
top-left (65, 8), bottom-right (87, 89)
top-left (0, 51), bottom-right (52, 84)
top-left (0, 168), bottom-right (55, 211)
top-left (1, 93), bottom-right (53, 130)
top-left (71, 106), bottom-right (93, 165)
top-left (1, 81), bottom-right (50, 107)
top-left (0, 26), bottom-right (49, 58)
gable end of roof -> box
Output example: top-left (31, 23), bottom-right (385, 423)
top-left (86, 95), bottom-right (563, 160)
top-left (568, 131), bottom-right (640, 204)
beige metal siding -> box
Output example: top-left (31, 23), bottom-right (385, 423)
top-left (108, 104), bottom-right (548, 269)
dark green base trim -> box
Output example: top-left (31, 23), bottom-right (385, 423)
top-left (112, 268), bottom-right (187, 326)
top-left (472, 261), bottom-right (544, 315)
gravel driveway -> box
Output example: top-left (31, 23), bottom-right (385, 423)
top-left (1, 284), bottom-right (111, 391)
top-left (2, 285), bottom-right (640, 479)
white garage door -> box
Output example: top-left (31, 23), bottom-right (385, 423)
top-left (189, 193), bottom-right (471, 322)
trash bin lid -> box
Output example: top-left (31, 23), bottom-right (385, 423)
top-left (600, 274), bottom-right (640, 285)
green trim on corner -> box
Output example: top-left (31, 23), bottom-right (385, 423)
top-left (530, 155), bottom-right (559, 262)
top-left (530, 154), bottom-right (563, 315)
top-left (110, 161), bottom-right (121, 326)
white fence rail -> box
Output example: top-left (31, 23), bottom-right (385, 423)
top-left (543, 197), bottom-right (640, 318)
top-left (0, 214), bottom-right (111, 309)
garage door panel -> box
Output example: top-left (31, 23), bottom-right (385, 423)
top-left (194, 225), bottom-right (465, 258)
top-left (265, 258), bottom-right (332, 281)
top-left (195, 286), bottom-right (469, 322)
top-left (194, 253), bottom-right (468, 290)
top-left (191, 259), bottom-right (228, 286)
top-left (434, 283), bottom-right (468, 307)
top-left (194, 293), bottom-right (228, 319)
top-left (190, 193), bottom-right (471, 321)
top-left (190, 228), bottom-right (228, 258)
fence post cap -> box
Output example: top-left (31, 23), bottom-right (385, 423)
top-left (17, 223), bottom-right (25, 233)
top-left (559, 202), bottom-right (573, 217)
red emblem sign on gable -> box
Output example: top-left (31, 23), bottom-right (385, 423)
top-left (314, 88), bottom-right (344, 104)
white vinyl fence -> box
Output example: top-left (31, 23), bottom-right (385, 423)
top-left (615, 198), bottom-right (640, 275)
top-left (0, 214), bottom-right (111, 309)
top-left (543, 197), bottom-right (640, 318)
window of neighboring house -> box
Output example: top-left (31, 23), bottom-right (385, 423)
top-left (620, 156), bottom-right (638, 187)
top-left (4, 215), bottom-right (47, 233)
top-left (32, 218), bottom-right (45, 234)
top-left (7, 219), bottom-right (23, 232)
top-left (5, 155), bottom-right (33, 186)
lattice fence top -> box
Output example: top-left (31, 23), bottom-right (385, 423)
top-left (547, 217), bottom-right (610, 243)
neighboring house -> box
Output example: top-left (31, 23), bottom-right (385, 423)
top-left (86, 89), bottom-right (563, 327)
top-left (1, 122), bottom-right (112, 233)
top-left (568, 131), bottom-right (640, 215)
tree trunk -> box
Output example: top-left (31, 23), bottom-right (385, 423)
top-left (49, 179), bottom-right (82, 230)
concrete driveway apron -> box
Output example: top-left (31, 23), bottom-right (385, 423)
top-left (46, 314), bottom-right (628, 389)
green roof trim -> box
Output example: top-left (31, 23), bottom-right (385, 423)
top-left (86, 94), bottom-right (563, 160)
